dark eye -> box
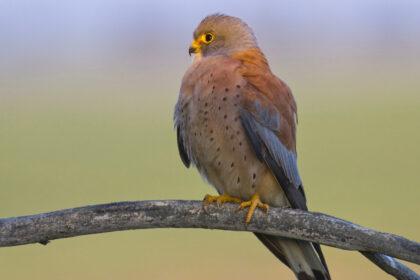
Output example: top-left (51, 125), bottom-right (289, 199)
top-left (205, 33), bottom-right (213, 42)
top-left (202, 33), bottom-right (215, 44)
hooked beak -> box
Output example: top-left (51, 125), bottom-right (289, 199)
top-left (188, 46), bottom-right (196, 56)
top-left (188, 39), bottom-right (201, 56)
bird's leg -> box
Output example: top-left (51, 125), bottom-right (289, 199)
top-left (203, 194), bottom-right (242, 206)
top-left (238, 193), bottom-right (269, 223)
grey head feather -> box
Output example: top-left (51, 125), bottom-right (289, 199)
top-left (193, 13), bottom-right (259, 57)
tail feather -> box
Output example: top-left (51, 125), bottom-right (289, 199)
top-left (255, 233), bottom-right (330, 280)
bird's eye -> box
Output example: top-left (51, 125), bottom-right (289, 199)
top-left (202, 33), bottom-right (215, 44)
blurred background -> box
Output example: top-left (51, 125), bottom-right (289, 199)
top-left (1, 0), bottom-right (419, 279)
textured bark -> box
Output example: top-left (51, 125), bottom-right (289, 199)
top-left (0, 200), bottom-right (419, 279)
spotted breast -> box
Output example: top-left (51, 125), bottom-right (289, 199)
top-left (175, 55), bottom-right (288, 207)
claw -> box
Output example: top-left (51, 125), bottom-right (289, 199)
top-left (238, 193), bottom-right (269, 223)
top-left (203, 194), bottom-right (242, 206)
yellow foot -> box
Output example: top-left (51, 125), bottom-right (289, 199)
top-left (238, 193), bottom-right (269, 223)
top-left (203, 194), bottom-right (242, 206)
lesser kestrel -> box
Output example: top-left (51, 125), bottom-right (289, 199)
top-left (174, 14), bottom-right (330, 280)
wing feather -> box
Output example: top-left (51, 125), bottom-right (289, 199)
top-left (176, 125), bottom-right (190, 168)
top-left (240, 95), bottom-right (307, 210)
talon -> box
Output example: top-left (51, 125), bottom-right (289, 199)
top-left (238, 193), bottom-right (269, 223)
top-left (238, 201), bottom-right (251, 210)
top-left (203, 194), bottom-right (216, 205)
top-left (203, 194), bottom-right (242, 207)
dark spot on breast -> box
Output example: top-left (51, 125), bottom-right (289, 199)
top-left (224, 115), bottom-right (227, 119)
top-left (218, 106), bottom-right (221, 110)
top-left (231, 162), bottom-right (234, 168)
top-left (244, 155), bottom-right (247, 161)
top-left (204, 102), bottom-right (208, 107)
top-left (239, 142), bottom-right (242, 146)
top-left (222, 97), bottom-right (227, 101)
top-left (225, 88), bottom-right (229, 92)
top-left (210, 73), bottom-right (213, 77)
top-left (210, 137), bottom-right (214, 142)
top-left (236, 94), bottom-right (240, 98)
top-left (234, 103), bottom-right (237, 107)
top-left (204, 111), bottom-right (208, 115)
top-left (236, 131), bottom-right (240, 135)
top-left (226, 126), bottom-right (229, 130)
top-left (234, 117), bottom-right (238, 122)
top-left (236, 85), bottom-right (241, 89)
top-left (237, 177), bottom-right (240, 184)
top-left (216, 147), bottom-right (220, 152)
top-left (252, 183), bottom-right (256, 189)
top-left (207, 80), bottom-right (210, 84)
top-left (218, 161), bottom-right (221, 166)
top-left (253, 173), bottom-right (256, 180)
top-left (232, 147), bottom-right (235, 151)
top-left (194, 132), bottom-right (197, 136)
top-left (212, 85), bottom-right (215, 89)
top-left (210, 130), bottom-right (213, 134)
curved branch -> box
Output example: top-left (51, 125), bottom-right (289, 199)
top-left (362, 252), bottom-right (420, 280)
top-left (0, 200), bottom-right (419, 279)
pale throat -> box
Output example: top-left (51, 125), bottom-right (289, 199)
top-left (192, 52), bottom-right (202, 62)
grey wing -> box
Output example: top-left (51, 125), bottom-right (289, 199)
top-left (177, 126), bottom-right (190, 168)
top-left (240, 94), bottom-right (330, 277)
top-left (239, 98), bottom-right (307, 210)
top-left (174, 100), bottom-right (190, 168)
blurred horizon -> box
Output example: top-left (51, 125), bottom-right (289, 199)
top-left (1, 0), bottom-right (420, 80)
top-left (1, 1), bottom-right (419, 279)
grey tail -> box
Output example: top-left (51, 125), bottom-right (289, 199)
top-left (255, 233), bottom-right (331, 280)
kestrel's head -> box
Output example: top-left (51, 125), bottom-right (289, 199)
top-left (189, 14), bottom-right (258, 58)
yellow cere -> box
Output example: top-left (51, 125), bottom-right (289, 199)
top-left (190, 39), bottom-right (201, 52)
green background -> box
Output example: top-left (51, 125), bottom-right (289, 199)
top-left (2, 66), bottom-right (419, 279)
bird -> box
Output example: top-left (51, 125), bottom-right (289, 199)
top-left (174, 14), bottom-right (330, 280)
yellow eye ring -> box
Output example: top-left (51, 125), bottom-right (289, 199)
top-left (201, 32), bottom-right (215, 44)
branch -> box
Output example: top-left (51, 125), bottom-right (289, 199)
top-left (1, 200), bottom-right (419, 279)
top-left (362, 252), bottom-right (420, 280)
